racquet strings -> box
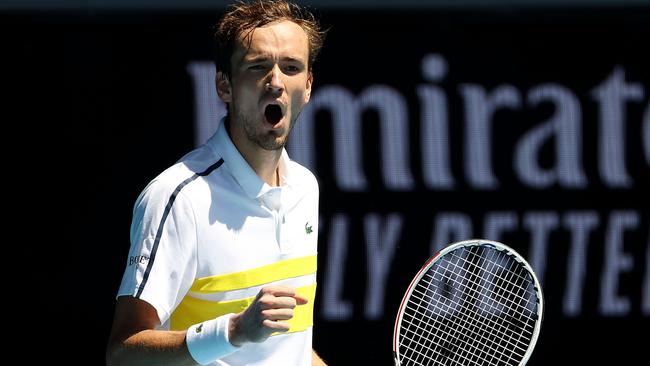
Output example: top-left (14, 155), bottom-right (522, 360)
top-left (398, 245), bottom-right (540, 366)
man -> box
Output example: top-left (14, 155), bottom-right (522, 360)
top-left (106, 1), bottom-right (327, 365)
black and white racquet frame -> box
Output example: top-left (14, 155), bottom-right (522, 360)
top-left (393, 239), bottom-right (543, 366)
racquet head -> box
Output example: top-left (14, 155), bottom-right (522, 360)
top-left (393, 239), bottom-right (543, 366)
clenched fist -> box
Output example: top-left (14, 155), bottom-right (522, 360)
top-left (228, 285), bottom-right (308, 346)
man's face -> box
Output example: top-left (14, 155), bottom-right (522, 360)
top-left (218, 20), bottom-right (313, 151)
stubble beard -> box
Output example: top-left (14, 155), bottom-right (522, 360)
top-left (239, 111), bottom-right (293, 151)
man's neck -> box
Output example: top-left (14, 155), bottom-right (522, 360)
top-left (245, 148), bottom-right (282, 187)
top-left (226, 120), bottom-right (282, 187)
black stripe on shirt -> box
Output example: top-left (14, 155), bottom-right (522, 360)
top-left (135, 158), bottom-right (224, 299)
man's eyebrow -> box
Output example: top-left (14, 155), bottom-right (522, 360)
top-left (280, 56), bottom-right (306, 63)
top-left (243, 55), bottom-right (269, 63)
top-left (244, 55), bottom-right (305, 63)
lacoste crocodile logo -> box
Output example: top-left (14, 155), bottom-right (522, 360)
top-left (305, 222), bottom-right (313, 234)
top-left (196, 324), bottom-right (203, 333)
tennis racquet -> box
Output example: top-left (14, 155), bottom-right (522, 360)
top-left (393, 239), bottom-right (543, 366)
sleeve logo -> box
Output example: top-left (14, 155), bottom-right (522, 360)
top-left (129, 255), bottom-right (150, 266)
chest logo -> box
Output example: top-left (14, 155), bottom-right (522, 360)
top-left (305, 222), bottom-right (313, 234)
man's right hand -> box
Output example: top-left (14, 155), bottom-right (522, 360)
top-left (228, 285), bottom-right (308, 347)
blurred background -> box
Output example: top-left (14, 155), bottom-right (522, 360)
top-left (8, 0), bottom-right (649, 364)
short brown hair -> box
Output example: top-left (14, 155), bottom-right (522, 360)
top-left (214, 0), bottom-right (326, 78)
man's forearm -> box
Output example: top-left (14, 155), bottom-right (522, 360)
top-left (107, 329), bottom-right (196, 366)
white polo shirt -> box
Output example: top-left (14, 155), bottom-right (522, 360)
top-left (117, 119), bottom-right (319, 366)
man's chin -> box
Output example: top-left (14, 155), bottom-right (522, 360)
top-left (255, 135), bottom-right (287, 151)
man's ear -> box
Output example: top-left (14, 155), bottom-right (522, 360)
top-left (304, 71), bottom-right (313, 103)
top-left (216, 71), bottom-right (232, 103)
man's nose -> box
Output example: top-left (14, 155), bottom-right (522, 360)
top-left (265, 66), bottom-right (284, 95)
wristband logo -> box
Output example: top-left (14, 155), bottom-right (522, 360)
top-left (196, 323), bottom-right (203, 333)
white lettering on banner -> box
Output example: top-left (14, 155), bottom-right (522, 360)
top-left (458, 84), bottom-right (521, 189)
top-left (483, 212), bottom-right (518, 242)
top-left (320, 211), bottom-right (647, 321)
top-left (591, 67), bottom-right (645, 188)
top-left (322, 214), bottom-right (352, 320)
top-left (419, 54), bottom-right (454, 189)
top-left (563, 212), bottom-right (598, 317)
top-left (645, 103), bottom-right (650, 166)
top-left (186, 62), bottom-right (226, 146)
top-left (187, 57), bottom-right (648, 190)
top-left (516, 85), bottom-right (587, 188)
top-left (364, 214), bottom-right (403, 319)
top-left (296, 86), bottom-right (415, 191)
top-left (524, 212), bottom-right (559, 286)
top-left (430, 213), bottom-right (472, 254)
top-left (642, 230), bottom-right (650, 315)
top-left (600, 211), bottom-right (639, 316)
top-left (186, 56), bottom-right (649, 319)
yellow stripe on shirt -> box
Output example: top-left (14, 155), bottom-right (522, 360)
top-left (170, 283), bottom-right (317, 334)
top-left (189, 255), bottom-right (317, 294)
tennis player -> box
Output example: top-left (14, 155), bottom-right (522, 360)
top-left (106, 1), bottom-right (327, 365)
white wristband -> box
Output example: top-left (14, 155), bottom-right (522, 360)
top-left (186, 313), bottom-right (240, 365)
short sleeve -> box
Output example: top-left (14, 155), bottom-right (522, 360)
top-left (117, 177), bottom-right (198, 326)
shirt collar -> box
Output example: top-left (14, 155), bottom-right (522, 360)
top-left (207, 118), bottom-right (294, 199)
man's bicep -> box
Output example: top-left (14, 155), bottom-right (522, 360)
top-left (118, 185), bottom-right (199, 325)
top-left (108, 296), bottom-right (161, 347)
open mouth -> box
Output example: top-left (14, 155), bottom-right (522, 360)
top-left (264, 104), bottom-right (283, 125)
